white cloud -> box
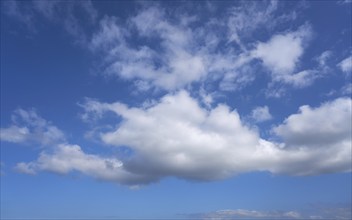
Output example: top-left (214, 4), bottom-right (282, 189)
top-left (251, 106), bottom-right (272, 122)
top-left (338, 56), bottom-right (352, 74)
top-left (316, 50), bottom-right (332, 68)
top-left (11, 94), bottom-right (351, 185)
top-left (4, 1), bottom-right (318, 94)
top-left (191, 204), bottom-right (352, 220)
top-left (227, 0), bottom-right (278, 49)
top-left (341, 83), bottom-right (352, 95)
top-left (272, 97), bottom-right (351, 175)
top-left (194, 209), bottom-right (301, 219)
top-left (15, 144), bottom-right (154, 186)
top-left (75, 92), bottom-right (352, 183)
top-left (199, 87), bottom-right (214, 108)
top-left (89, 3), bottom-right (302, 93)
top-left (2, 1), bottom-right (34, 28)
top-left (281, 70), bottom-right (318, 88)
top-left (274, 98), bottom-right (351, 147)
top-left (0, 109), bottom-right (65, 146)
top-left (253, 24), bottom-right (314, 87)
top-left (2, 1), bottom-right (97, 44)
top-left (90, 7), bottom-right (209, 91)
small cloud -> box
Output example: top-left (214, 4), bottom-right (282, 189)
top-left (341, 83), bottom-right (352, 95)
top-left (316, 50), bottom-right (332, 67)
top-left (253, 24), bottom-right (311, 75)
top-left (15, 162), bottom-right (37, 175)
top-left (0, 109), bottom-right (65, 146)
top-left (338, 56), bottom-right (352, 75)
top-left (251, 106), bottom-right (273, 122)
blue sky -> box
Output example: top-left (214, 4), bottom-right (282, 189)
top-left (0, 0), bottom-right (351, 219)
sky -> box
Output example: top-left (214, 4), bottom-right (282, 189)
top-left (0, 0), bottom-right (351, 219)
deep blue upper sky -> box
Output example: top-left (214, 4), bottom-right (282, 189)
top-left (1, 1), bottom-right (351, 219)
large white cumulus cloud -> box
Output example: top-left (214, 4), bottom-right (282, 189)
top-left (274, 98), bottom-right (351, 147)
top-left (11, 92), bottom-right (352, 185)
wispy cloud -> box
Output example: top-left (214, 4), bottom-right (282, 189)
top-left (338, 56), bottom-right (352, 75)
top-left (186, 204), bottom-right (352, 220)
top-left (15, 144), bottom-right (153, 186)
top-left (0, 109), bottom-right (65, 146)
top-left (2, 0), bottom-right (97, 44)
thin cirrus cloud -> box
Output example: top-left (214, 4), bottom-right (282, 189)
top-left (13, 91), bottom-right (351, 186)
top-left (2, 0), bottom-right (97, 43)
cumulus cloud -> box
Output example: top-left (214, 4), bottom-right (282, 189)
top-left (15, 144), bottom-right (153, 186)
top-left (338, 56), bottom-right (352, 74)
top-left (0, 109), bottom-right (65, 146)
top-left (88, 2), bottom-right (305, 93)
top-left (274, 98), bottom-right (351, 147)
top-left (4, 2), bottom-right (350, 185)
top-left (66, 92), bottom-right (352, 183)
top-left (90, 7), bottom-right (208, 91)
top-left (3, 1), bottom-right (322, 94)
top-left (11, 93), bottom-right (352, 185)
top-left (253, 24), bottom-right (316, 88)
top-left (251, 106), bottom-right (273, 122)
top-left (253, 24), bottom-right (311, 74)
top-left (272, 97), bottom-right (352, 175)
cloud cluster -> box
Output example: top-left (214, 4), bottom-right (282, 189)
top-left (89, 2), bottom-right (316, 93)
top-left (1, 1), bottom-right (351, 187)
top-left (0, 109), bottom-right (65, 146)
top-left (8, 91), bottom-right (347, 185)
top-left (3, 1), bottom-right (339, 95)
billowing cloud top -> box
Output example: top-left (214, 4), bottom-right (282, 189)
top-left (9, 91), bottom-right (351, 186)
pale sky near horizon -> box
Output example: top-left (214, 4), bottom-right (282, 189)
top-left (0, 1), bottom-right (351, 219)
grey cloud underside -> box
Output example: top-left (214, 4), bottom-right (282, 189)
top-left (13, 91), bottom-right (351, 186)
